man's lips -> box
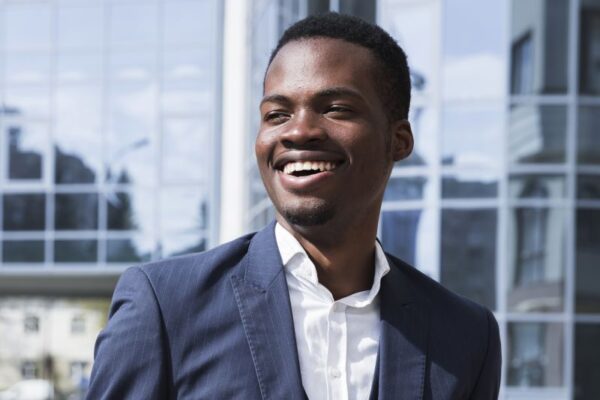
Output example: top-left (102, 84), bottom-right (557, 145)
top-left (276, 166), bottom-right (339, 192)
top-left (272, 150), bottom-right (345, 174)
top-left (271, 151), bottom-right (346, 192)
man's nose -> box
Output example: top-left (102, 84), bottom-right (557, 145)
top-left (280, 110), bottom-right (326, 147)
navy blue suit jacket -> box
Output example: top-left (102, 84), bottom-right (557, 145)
top-left (88, 222), bottom-right (501, 399)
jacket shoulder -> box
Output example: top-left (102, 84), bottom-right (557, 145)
top-left (130, 232), bottom-right (256, 292)
top-left (386, 252), bottom-right (492, 323)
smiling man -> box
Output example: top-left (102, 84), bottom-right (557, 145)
top-left (88, 13), bottom-right (501, 400)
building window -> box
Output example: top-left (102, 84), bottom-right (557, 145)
top-left (515, 207), bottom-right (548, 286)
top-left (71, 315), bottom-right (86, 334)
top-left (21, 361), bottom-right (38, 379)
top-left (24, 315), bottom-right (39, 333)
top-left (579, 9), bottom-right (600, 94)
top-left (515, 182), bottom-right (550, 287)
top-left (511, 32), bottom-right (534, 94)
top-left (70, 361), bottom-right (88, 382)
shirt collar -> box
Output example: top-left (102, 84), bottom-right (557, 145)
top-left (274, 222), bottom-right (390, 307)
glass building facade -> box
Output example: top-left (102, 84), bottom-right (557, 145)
top-left (247, 1), bottom-right (600, 399)
top-left (0, 0), bottom-right (222, 397)
top-left (1, 0), bottom-right (599, 399)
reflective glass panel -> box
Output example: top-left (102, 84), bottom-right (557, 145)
top-left (105, 190), bottom-right (154, 232)
top-left (578, 106), bottom-right (600, 165)
top-left (55, 193), bottom-right (98, 231)
top-left (306, 0), bottom-right (328, 15)
top-left (109, 50), bottom-right (156, 81)
top-left (576, 209), bottom-right (600, 313)
top-left (160, 233), bottom-right (206, 259)
top-left (3, 194), bottom-right (46, 231)
top-left (106, 84), bottom-right (157, 186)
top-left (507, 207), bottom-right (565, 312)
top-left (507, 322), bottom-right (563, 387)
top-left (442, 173), bottom-right (498, 199)
top-left (3, 87), bottom-right (50, 118)
top-left (57, 52), bottom-right (103, 83)
top-left (380, 209), bottom-right (436, 276)
top-left (106, 237), bottom-right (153, 263)
top-left (55, 86), bottom-right (102, 184)
top-left (4, 52), bottom-right (51, 85)
top-left (161, 81), bottom-right (213, 114)
top-left (509, 104), bottom-right (567, 164)
top-left (384, 176), bottom-right (431, 202)
top-left (4, 3), bottom-right (52, 50)
top-left (2, 240), bottom-right (45, 263)
top-left (575, 324), bottom-right (600, 400)
top-left (340, 0), bottom-right (375, 23)
top-left (162, 47), bottom-right (214, 82)
top-left (58, 6), bottom-right (103, 48)
top-left (403, 107), bottom-right (436, 166)
top-left (509, 174), bottom-right (566, 199)
top-left (380, 1), bottom-right (437, 95)
top-left (578, 174), bottom-right (600, 199)
top-left (579, 0), bottom-right (600, 94)
top-left (160, 188), bottom-right (208, 233)
top-left (54, 240), bottom-right (97, 262)
top-left (4, 122), bottom-right (48, 181)
top-left (163, 0), bottom-right (217, 45)
top-left (511, 0), bottom-right (569, 94)
top-left (109, 3), bottom-right (158, 46)
top-left (250, 169), bottom-right (268, 208)
top-left (249, 207), bottom-right (275, 233)
top-left (443, 0), bottom-right (507, 99)
top-left (441, 209), bottom-right (497, 309)
top-left (441, 105), bottom-right (503, 168)
top-left (162, 118), bottom-right (211, 183)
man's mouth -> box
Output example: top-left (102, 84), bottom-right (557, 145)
top-left (279, 161), bottom-right (342, 177)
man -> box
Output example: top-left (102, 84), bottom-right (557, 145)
top-left (88, 13), bottom-right (501, 400)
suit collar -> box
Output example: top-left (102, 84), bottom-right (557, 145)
top-left (243, 221), bottom-right (285, 290)
top-left (231, 222), bottom-right (306, 400)
top-left (233, 223), bottom-right (430, 400)
top-left (371, 255), bottom-right (430, 400)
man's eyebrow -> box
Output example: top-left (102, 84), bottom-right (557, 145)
top-left (260, 87), bottom-right (365, 107)
top-left (260, 94), bottom-right (290, 107)
top-left (314, 87), bottom-right (364, 101)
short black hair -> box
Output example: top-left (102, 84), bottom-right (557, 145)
top-left (267, 12), bottom-right (411, 121)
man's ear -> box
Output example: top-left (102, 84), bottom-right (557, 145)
top-left (391, 119), bottom-right (414, 161)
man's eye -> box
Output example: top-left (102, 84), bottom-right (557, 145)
top-left (325, 105), bottom-right (353, 117)
top-left (264, 112), bottom-right (289, 124)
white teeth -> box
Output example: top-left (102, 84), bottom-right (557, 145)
top-left (282, 161), bottom-right (338, 175)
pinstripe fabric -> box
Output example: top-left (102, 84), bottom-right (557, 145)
top-left (87, 222), bottom-right (500, 400)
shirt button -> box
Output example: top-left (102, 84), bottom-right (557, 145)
top-left (329, 368), bottom-right (341, 379)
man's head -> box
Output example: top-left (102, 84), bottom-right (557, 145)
top-left (267, 12), bottom-right (411, 122)
top-left (256, 13), bottom-right (413, 235)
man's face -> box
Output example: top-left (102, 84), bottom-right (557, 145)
top-left (256, 38), bottom-right (411, 231)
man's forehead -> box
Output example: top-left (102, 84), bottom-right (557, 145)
top-left (269, 37), bottom-right (374, 68)
top-left (264, 37), bottom-right (378, 91)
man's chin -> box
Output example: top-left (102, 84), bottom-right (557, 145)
top-left (281, 206), bottom-right (334, 227)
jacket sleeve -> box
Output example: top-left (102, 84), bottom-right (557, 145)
top-left (86, 267), bottom-right (171, 400)
top-left (469, 309), bottom-right (502, 400)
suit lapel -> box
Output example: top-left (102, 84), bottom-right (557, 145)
top-left (231, 222), bottom-right (306, 400)
top-left (373, 256), bottom-right (430, 400)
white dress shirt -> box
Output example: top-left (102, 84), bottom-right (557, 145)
top-left (275, 223), bottom-right (390, 400)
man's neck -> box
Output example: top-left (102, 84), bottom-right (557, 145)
top-left (278, 215), bottom-right (379, 300)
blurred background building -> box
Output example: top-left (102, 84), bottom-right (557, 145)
top-left (0, 0), bottom-right (598, 399)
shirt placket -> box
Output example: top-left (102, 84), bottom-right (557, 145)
top-left (327, 301), bottom-right (348, 400)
